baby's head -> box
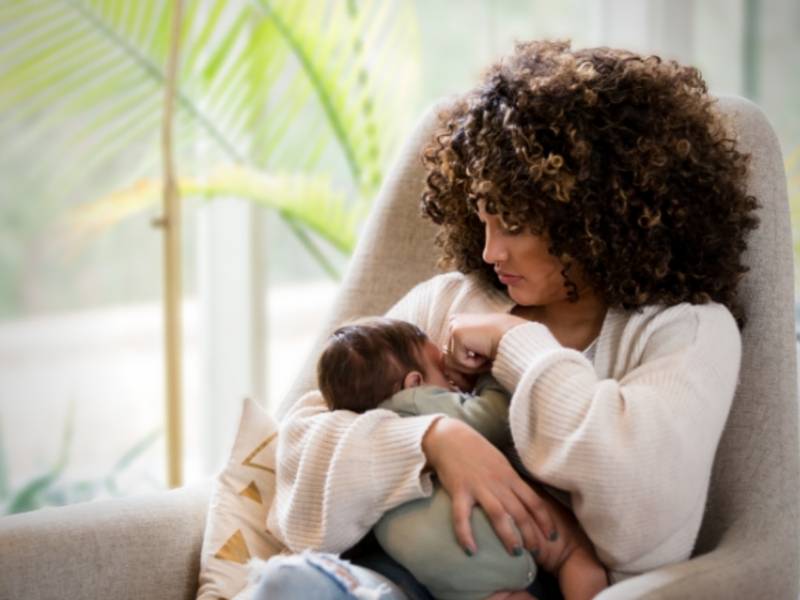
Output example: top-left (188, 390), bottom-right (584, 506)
top-left (317, 317), bottom-right (452, 412)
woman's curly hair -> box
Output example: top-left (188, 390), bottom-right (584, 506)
top-left (421, 40), bottom-right (759, 326)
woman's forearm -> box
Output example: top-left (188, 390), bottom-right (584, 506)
top-left (495, 306), bottom-right (741, 574)
top-left (269, 391), bottom-right (441, 553)
top-left (420, 415), bottom-right (559, 556)
top-left (446, 313), bottom-right (527, 364)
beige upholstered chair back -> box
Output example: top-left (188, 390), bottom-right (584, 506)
top-left (688, 97), bottom-right (800, 592)
top-left (277, 96), bottom-right (799, 598)
top-left (276, 99), bottom-right (448, 415)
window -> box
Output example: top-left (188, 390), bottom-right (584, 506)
top-left (1, 0), bottom-right (796, 513)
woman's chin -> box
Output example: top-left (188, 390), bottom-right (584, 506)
top-left (506, 285), bottom-right (534, 306)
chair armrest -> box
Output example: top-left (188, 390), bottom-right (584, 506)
top-left (0, 483), bottom-right (211, 600)
top-left (597, 536), bottom-right (799, 599)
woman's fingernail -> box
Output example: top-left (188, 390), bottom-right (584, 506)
top-left (549, 530), bottom-right (559, 542)
top-left (512, 546), bottom-right (524, 556)
top-left (464, 547), bottom-right (473, 557)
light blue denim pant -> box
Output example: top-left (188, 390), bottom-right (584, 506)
top-left (250, 551), bottom-right (410, 600)
top-left (250, 548), bottom-right (561, 600)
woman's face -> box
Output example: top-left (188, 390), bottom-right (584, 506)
top-left (476, 200), bottom-right (573, 307)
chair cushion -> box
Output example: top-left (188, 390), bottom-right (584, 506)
top-left (196, 398), bottom-right (286, 599)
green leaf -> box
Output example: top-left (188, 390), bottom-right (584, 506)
top-left (67, 165), bottom-right (360, 254)
top-left (182, 0), bottom-right (228, 76)
top-left (42, 479), bottom-right (99, 506)
top-left (6, 472), bottom-right (60, 515)
top-left (0, 416), bottom-right (9, 501)
top-left (4, 400), bottom-right (73, 515)
top-left (1, 0), bottom-right (421, 278)
top-left (54, 400), bottom-right (76, 474)
top-left (110, 428), bottom-right (161, 475)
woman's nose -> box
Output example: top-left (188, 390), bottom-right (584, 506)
top-left (482, 228), bottom-right (508, 264)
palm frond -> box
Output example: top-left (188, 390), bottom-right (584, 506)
top-left (3, 399), bottom-right (74, 515)
top-left (250, 0), bottom-right (421, 195)
top-left (1, 0), bottom-right (421, 274)
top-left (67, 166), bottom-right (360, 254)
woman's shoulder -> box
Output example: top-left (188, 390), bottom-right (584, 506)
top-left (389, 271), bottom-right (510, 343)
top-left (598, 301), bottom-right (740, 381)
top-left (406, 270), bottom-right (500, 303)
top-left (634, 301), bottom-right (737, 335)
top-left (428, 270), bottom-right (470, 288)
top-left (616, 301), bottom-right (739, 363)
top-left (386, 272), bottom-right (471, 324)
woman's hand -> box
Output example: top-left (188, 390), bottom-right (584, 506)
top-left (445, 313), bottom-right (526, 373)
top-left (422, 417), bottom-right (557, 556)
top-left (441, 364), bottom-right (478, 393)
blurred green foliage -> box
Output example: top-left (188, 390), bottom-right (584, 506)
top-left (0, 406), bottom-right (161, 516)
top-left (0, 0), bottom-right (422, 317)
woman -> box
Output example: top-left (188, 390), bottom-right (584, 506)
top-left (254, 40), bottom-right (759, 599)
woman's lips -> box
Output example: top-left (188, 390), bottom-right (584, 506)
top-left (497, 272), bottom-right (523, 286)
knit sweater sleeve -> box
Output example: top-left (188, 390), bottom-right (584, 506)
top-left (492, 303), bottom-right (741, 575)
top-left (267, 274), bottom-right (461, 553)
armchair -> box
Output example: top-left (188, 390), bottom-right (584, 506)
top-left (1, 95), bottom-right (797, 600)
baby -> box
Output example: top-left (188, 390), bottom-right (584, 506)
top-left (316, 316), bottom-right (607, 600)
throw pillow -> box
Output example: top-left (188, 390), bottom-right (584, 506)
top-left (197, 397), bottom-right (286, 600)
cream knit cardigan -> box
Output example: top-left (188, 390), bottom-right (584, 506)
top-left (268, 272), bottom-right (741, 582)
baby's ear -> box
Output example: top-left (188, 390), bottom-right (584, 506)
top-left (403, 371), bottom-right (424, 389)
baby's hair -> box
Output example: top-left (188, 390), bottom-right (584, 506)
top-left (317, 317), bottom-right (429, 412)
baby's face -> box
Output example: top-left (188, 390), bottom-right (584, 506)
top-left (418, 340), bottom-right (456, 390)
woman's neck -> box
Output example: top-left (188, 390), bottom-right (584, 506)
top-left (512, 289), bottom-right (607, 350)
